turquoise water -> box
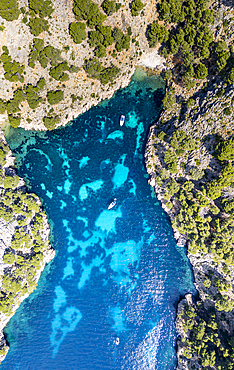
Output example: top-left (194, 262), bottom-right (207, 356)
top-left (2, 70), bottom-right (195, 370)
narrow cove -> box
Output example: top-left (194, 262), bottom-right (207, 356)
top-left (2, 70), bottom-right (195, 370)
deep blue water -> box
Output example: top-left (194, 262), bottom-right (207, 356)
top-left (3, 70), bottom-right (195, 370)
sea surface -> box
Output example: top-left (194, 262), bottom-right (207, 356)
top-left (3, 69), bottom-right (195, 370)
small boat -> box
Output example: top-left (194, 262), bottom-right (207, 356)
top-left (119, 115), bottom-right (125, 126)
top-left (116, 337), bottom-right (120, 345)
top-left (108, 198), bottom-right (117, 210)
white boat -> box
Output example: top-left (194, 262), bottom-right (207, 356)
top-left (119, 115), bottom-right (125, 126)
top-left (116, 337), bottom-right (120, 345)
top-left (108, 198), bottom-right (117, 210)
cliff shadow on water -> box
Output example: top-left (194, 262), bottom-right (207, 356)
top-left (2, 69), bottom-right (195, 370)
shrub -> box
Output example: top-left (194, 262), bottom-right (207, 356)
top-left (131, 0), bottom-right (145, 16)
top-left (69, 22), bottom-right (86, 44)
top-left (47, 90), bottom-right (64, 105)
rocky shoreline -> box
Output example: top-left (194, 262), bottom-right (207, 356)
top-left (145, 72), bottom-right (234, 368)
top-left (0, 129), bottom-right (55, 362)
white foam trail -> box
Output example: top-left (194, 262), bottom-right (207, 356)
top-left (122, 320), bottom-right (163, 370)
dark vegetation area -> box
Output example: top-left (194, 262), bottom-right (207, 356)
top-left (146, 0), bottom-right (234, 88)
top-left (179, 301), bottom-right (234, 369)
top-left (69, 0), bottom-right (131, 66)
top-left (0, 142), bottom-right (51, 317)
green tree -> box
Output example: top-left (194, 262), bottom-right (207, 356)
top-left (116, 35), bottom-right (131, 52)
top-left (28, 17), bottom-right (49, 36)
top-left (215, 137), bottom-right (234, 161)
top-left (0, 0), bottom-right (20, 21)
top-left (94, 45), bottom-right (106, 58)
top-left (8, 115), bottom-right (21, 128)
top-left (28, 0), bottom-right (53, 17)
top-left (147, 21), bottom-right (169, 47)
top-left (43, 116), bottom-right (60, 130)
top-left (47, 90), bottom-right (64, 105)
top-left (49, 62), bottom-right (69, 81)
top-left (24, 85), bottom-right (42, 109)
top-left (69, 22), bottom-right (86, 44)
top-left (101, 0), bottom-right (121, 15)
top-left (195, 63), bottom-right (208, 79)
top-left (131, 0), bottom-right (145, 16)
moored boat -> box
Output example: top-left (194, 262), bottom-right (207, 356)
top-left (108, 198), bottom-right (117, 210)
top-left (119, 115), bottom-right (125, 126)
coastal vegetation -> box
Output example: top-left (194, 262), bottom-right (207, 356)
top-left (146, 0), bottom-right (233, 88)
top-left (144, 2), bottom-right (234, 368)
top-left (84, 58), bottom-right (120, 84)
top-left (0, 138), bottom-right (53, 359)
